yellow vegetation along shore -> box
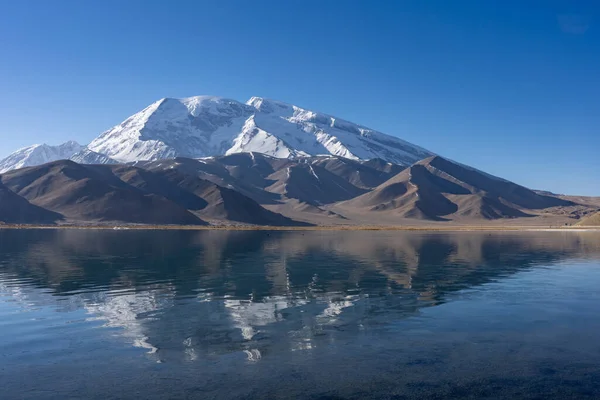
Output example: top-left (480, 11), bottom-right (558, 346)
top-left (577, 212), bottom-right (600, 227)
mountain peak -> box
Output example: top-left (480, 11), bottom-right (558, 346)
top-left (416, 155), bottom-right (509, 184)
top-left (417, 155), bottom-right (447, 165)
top-left (179, 96), bottom-right (250, 117)
top-left (61, 140), bottom-right (82, 147)
top-left (84, 95), bottom-right (434, 165)
top-left (0, 141), bottom-right (84, 174)
top-left (246, 97), bottom-right (294, 114)
top-left (14, 143), bottom-right (43, 152)
top-left (5, 95), bottom-right (435, 168)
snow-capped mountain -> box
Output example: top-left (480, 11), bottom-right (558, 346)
top-left (69, 148), bottom-right (117, 165)
top-left (87, 96), bottom-right (434, 165)
top-left (1, 96), bottom-right (435, 172)
top-left (0, 141), bottom-right (83, 173)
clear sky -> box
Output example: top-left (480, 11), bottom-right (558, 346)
top-left (0, 0), bottom-right (598, 195)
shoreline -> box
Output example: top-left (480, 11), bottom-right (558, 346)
top-left (1, 224), bottom-right (599, 232)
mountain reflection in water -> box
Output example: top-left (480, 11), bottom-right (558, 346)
top-left (1, 229), bottom-right (600, 399)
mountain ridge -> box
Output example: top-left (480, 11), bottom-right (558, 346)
top-left (335, 155), bottom-right (575, 221)
top-left (0, 141), bottom-right (84, 173)
top-left (1, 153), bottom-right (595, 226)
top-left (1, 95), bottom-right (434, 173)
top-left (0, 96), bottom-right (597, 226)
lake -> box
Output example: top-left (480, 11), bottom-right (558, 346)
top-left (1, 229), bottom-right (600, 399)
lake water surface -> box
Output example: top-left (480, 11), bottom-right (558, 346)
top-left (1, 229), bottom-right (600, 399)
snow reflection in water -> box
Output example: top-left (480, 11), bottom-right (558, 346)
top-left (2, 230), bottom-right (600, 399)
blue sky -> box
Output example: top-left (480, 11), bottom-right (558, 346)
top-left (0, 0), bottom-right (598, 195)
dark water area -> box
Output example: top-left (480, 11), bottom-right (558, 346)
top-left (1, 229), bottom-right (600, 399)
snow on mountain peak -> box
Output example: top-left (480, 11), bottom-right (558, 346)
top-left (87, 96), bottom-right (259, 162)
top-left (244, 96), bottom-right (434, 164)
top-left (69, 148), bottom-right (118, 165)
top-left (0, 141), bottom-right (83, 173)
top-left (5, 95), bottom-right (435, 170)
top-left (246, 97), bottom-right (294, 115)
top-left (94, 94), bottom-right (435, 164)
top-left (61, 140), bottom-right (81, 147)
top-left (181, 96), bottom-right (250, 117)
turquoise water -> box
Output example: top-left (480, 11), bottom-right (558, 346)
top-left (1, 229), bottom-right (600, 399)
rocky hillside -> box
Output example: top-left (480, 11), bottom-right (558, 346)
top-left (0, 153), bottom-right (593, 226)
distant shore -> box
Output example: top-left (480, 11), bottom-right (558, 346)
top-left (1, 224), bottom-right (599, 232)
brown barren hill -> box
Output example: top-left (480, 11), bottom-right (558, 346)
top-left (0, 180), bottom-right (62, 224)
top-left (105, 165), bottom-right (308, 226)
top-left (1, 153), bottom-right (592, 227)
top-left (310, 156), bottom-right (404, 189)
top-left (266, 163), bottom-right (366, 205)
top-left (0, 161), bottom-right (206, 225)
top-left (140, 153), bottom-right (405, 205)
top-left (340, 156), bottom-right (573, 221)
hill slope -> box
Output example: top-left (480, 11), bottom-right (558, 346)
top-left (577, 212), bottom-right (600, 226)
top-left (0, 159), bottom-right (307, 226)
top-left (138, 153), bottom-right (405, 223)
top-left (0, 181), bottom-right (62, 224)
top-left (0, 154), bottom-right (592, 226)
top-left (106, 164), bottom-right (305, 226)
top-left (339, 156), bottom-right (573, 221)
top-left (0, 161), bottom-right (206, 225)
